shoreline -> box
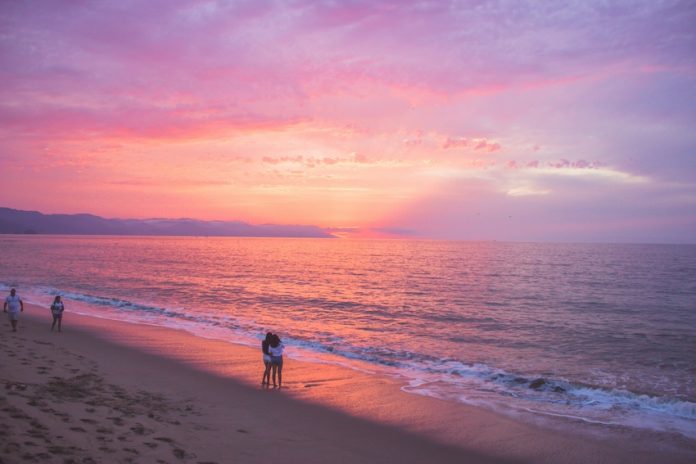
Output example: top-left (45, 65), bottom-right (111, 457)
top-left (1, 303), bottom-right (694, 463)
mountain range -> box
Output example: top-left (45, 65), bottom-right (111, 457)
top-left (0, 207), bottom-right (334, 238)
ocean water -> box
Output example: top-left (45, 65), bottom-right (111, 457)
top-left (1, 235), bottom-right (695, 438)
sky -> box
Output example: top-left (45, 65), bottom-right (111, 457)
top-left (1, 0), bottom-right (695, 242)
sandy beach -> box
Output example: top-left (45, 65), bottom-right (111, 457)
top-left (1, 303), bottom-right (694, 464)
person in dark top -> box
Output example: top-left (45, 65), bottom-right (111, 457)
top-left (261, 332), bottom-right (273, 386)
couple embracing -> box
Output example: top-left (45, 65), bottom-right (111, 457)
top-left (261, 332), bottom-right (284, 388)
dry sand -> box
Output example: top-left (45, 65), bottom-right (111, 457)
top-left (1, 303), bottom-right (694, 464)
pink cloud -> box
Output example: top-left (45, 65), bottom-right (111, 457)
top-left (0, 1), bottom-right (694, 242)
top-left (259, 154), bottom-right (377, 167)
top-left (474, 140), bottom-right (501, 152)
top-left (4, 0), bottom-right (692, 144)
top-left (501, 159), bottom-right (603, 171)
top-left (354, 153), bottom-right (370, 164)
top-left (443, 137), bottom-right (501, 153)
top-left (545, 159), bottom-right (602, 169)
top-left (442, 137), bottom-right (470, 149)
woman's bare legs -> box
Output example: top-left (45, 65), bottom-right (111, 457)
top-left (262, 361), bottom-right (271, 385)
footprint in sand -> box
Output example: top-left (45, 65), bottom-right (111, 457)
top-left (107, 416), bottom-right (124, 426)
top-left (173, 448), bottom-right (191, 459)
top-left (130, 424), bottom-right (150, 435)
top-left (29, 420), bottom-right (47, 431)
top-left (47, 445), bottom-right (72, 455)
top-left (4, 441), bottom-right (21, 453)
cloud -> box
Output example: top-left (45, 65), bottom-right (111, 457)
top-left (506, 187), bottom-right (551, 197)
top-left (474, 140), bottom-right (501, 152)
top-left (107, 177), bottom-right (231, 188)
top-left (262, 156), bottom-right (304, 165)
top-left (3, 0), bottom-right (693, 141)
top-left (442, 137), bottom-right (501, 153)
top-left (443, 137), bottom-right (501, 152)
top-left (259, 153), bottom-right (375, 167)
top-left (0, 1), bottom-right (694, 242)
top-left (506, 159), bottom-right (603, 170)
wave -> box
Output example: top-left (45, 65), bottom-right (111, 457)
top-left (11, 283), bottom-right (696, 438)
top-left (400, 360), bottom-right (696, 421)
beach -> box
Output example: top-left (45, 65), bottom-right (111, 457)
top-left (2, 0), bottom-right (695, 460)
top-left (0, 303), bottom-right (693, 464)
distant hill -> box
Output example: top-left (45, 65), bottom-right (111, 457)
top-left (0, 207), bottom-right (334, 238)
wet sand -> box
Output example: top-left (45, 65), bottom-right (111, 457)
top-left (1, 303), bottom-right (694, 463)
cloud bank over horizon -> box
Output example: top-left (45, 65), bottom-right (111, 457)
top-left (1, 0), bottom-right (695, 242)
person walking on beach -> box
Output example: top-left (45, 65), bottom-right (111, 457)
top-left (3, 288), bottom-right (24, 332)
top-left (261, 332), bottom-right (273, 386)
top-left (269, 334), bottom-right (284, 388)
top-left (50, 295), bottom-right (65, 332)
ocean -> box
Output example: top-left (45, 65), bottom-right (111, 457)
top-left (1, 235), bottom-right (695, 439)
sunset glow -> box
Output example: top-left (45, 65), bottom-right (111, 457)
top-left (1, 1), bottom-right (695, 241)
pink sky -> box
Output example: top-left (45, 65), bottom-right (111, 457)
top-left (1, 1), bottom-right (695, 242)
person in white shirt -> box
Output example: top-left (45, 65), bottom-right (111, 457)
top-left (261, 332), bottom-right (273, 386)
top-left (50, 295), bottom-right (65, 332)
top-left (3, 288), bottom-right (24, 332)
top-left (268, 334), bottom-right (284, 388)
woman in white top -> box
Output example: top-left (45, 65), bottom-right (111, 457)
top-left (268, 334), bottom-right (284, 387)
top-left (50, 295), bottom-right (65, 332)
top-left (261, 332), bottom-right (273, 386)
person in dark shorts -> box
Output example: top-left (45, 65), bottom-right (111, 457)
top-left (3, 288), bottom-right (24, 332)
